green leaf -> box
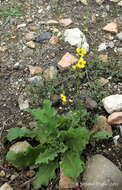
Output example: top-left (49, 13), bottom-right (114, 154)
top-left (93, 131), bottom-right (112, 139)
top-left (33, 161), bottom-right (58, 189)
top-left (36, 148), bottom-right (58, 164)
top-left (60, 151), bottom-right (85, 179)
top-left (61, 127), bottom-right (90, 152)
top-left (6, 145), bottom-right (43, 167)
top-left (7, 127), bottom-right (31, 142)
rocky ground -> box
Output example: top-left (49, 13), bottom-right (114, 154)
top-left (0, 0), bottom-right (122, 189)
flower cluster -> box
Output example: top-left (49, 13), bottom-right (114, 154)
top-left (72, 48), bottom-right (87, 69)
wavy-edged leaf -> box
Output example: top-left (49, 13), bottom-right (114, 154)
top-left (7, 127), bottom-right (31, 142)
top-left (61, 127), bottom-right (90, 153)
top-left (33, 161), bottom-right (58, 189)
top-left (6, 145), bottom-right (43, 167)
top-left (60, 151), bottom-right (85, 179)
top-left (93, 131), bottom-right (112, 139)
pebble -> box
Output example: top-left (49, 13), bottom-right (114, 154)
top-left (93, 115), bottom-right (112, 134)
top-left (25, 32), bottom-right (35, 41)
top-left (28, 76), bottom-right (44, 86)
top-left (46, 20), bottom-right (59, 25)
top-left (0, 170), bottom-right (5, 177)
top-left (29, 65), bottom-right (43, 76)
top-left (107, 41), bottom-right (115, 48)
top-left (0, 183), bottom-right (13, 190)
top-left (85, 96), bottom-right (98, 110)
top-left (96, 0), bottom-right (105, 4)
top-left (98, 77), bottom-right (109, 86)
top-left (43, 66), bottom-right (58, 80)
top-left (18, 94), bottom-right (29, 110)
top-left (22, 48), bottom-right (34, 57)
top-left (17, 23), bottom-right (26, 29)
top-left (103, 22), bottom-right (118, 33)
top-left (26, 41), bottom-right (35, 49)
top-left (98, 54), bottom-right (108, 62)
top-left (34, 32), bottom-right (52, 43)
top-left (59, 169), bottom-right (77, 190)
top-left (116, 32), bottom-right (122, 41)
top-left (29, 25), bottom-right (40, 31)
top-left (117, 47), bottom-right (122, 54)
top-left (80, 0), bottom-right (88, 5)
top-left (83, 154), bottom-right (122, 190)
top-left (59, 18), bottom-right (73, 26)
top-left (49, 36), bottom-right (59, 45)
top-left (98, 42), bottom-right (107, 51)
top-left (64, 28), bottom-right (89, 50)
top-left (58, 52), bottom-right (78, 70)
top-left (108, 112), bottom-right (122, 125)
top-left (102, 94), bottom-right (122, 113)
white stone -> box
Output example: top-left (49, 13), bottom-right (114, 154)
top-left (118, 0), bottom-right (122, 6)
top-left (17, 23), bottom-right (26, 29)
top-left (98, 42), bottom-right (107, 51)
top-left (80, 0), bottom-right (88, 5)
top-left (102, 94), bottom-right (122, 113)
top-left (64, 28), bottom-right (89, 51)
top-left (18, 94), bottom-right (29, 110)
top-left (96, 0), bottom-right (105, 5)
top-left (0, 183), bottom-right (13, 190)
top-left (10, 141), bottom-right (31, 153)
top-left (116, 32), bottom-right (122, 40)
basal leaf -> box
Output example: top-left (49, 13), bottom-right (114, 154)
top-left (60, 151), bottom-right (84, 179)
top-left (35, 148), bottom-right (58, 164)
top-left (7, 127), bottom-right (31, 142)
top-left (93, 131), bottom-right (112, 139)
top-left (33, 161), bottom-right (58, 189)
top-left (6, 145), bottom-right (43, 167)
top-left (62, 127), bottom-right (90, 152)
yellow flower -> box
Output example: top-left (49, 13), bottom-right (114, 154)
top-left (72, 65), bottom-right (77, 69)
top-left (78, 57), bottom-right (86, 65)
top-left (60, 94), bottom-right (67, 102)
top-left (76, 48), bottom-right (87, 57)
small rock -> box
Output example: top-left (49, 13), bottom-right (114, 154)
top-left (118, 0), bottom-right (122, 6)
top-left (85, 96), bottom-right (98, 110)
top-left (93, 115), bottom-right (112, 134)
top-left (58, 52), bottom-right (78, 70)
top-left (17, 23), bottom-right (26, 29)
top-left (103, 22), bottom-right (118, 33)
top-left (116, 32), bottom-right (122, 41)
top-left (0, 183), bottom-right (13, 190)
top-left (102, 94), bottom-right (122, 113)
top-left (98, 42), bottom-right (107, 51)
top-left (22, 48), bottom-right (33, 57)
top-left (49, 36), bottom-right (59, 45)
top-left (96, 0), bottom-right (105, 5)
top-left (26, 41), bottom-right (35, 49)
top-left (0, 46), bottom-right (8, 52)
top-left (83, 154), bottom-right (122, 190)
top-left (18, 94), bottom-right (29, 110)
top-left (108, 112), bottom-right (122, 125)
top-left (110, 0), bottom-right (120, 2)
top-left (46, 20), bottom-right (59, 24)
top-left (59, 169), bottom-right (77, 190)
top-left (13, 62), bottom-right (20, 70)
top-left (10, 173), bottom-right (18, 181)
top-left (98, 77), bottom-right (109, 86)
top-left (29, 25), bottom-right (40, 31)
top-left (43, 66), bottom-right (57, 80)
top-left (80, 0), bottom-right (88, 5)
top-left (29, 65), bottom-right (43, 76)
top-left (26, 170), bottom-right (35, 178)
top-left (9, 141), bottom-right (31, 153)
top-left (98, 54), bottom-right (108, 62)
top-left (28, 76), bottom-right (44, 86)
top-left (107, 41), bottom-right (115, 48)
top-left (25, 32), bottom-right (35, 41)
top-left (64, 28), bottom-right (89, 50)
top-left (34, 32), bottom-right (52, 43)
top-left (0, 170), bottom-right (5, 177)
top-left (117, 47), bottom-right (122, 54)
top-left (59, 18), bottom-right (73, 26)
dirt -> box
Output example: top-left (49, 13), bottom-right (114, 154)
top-left (0, 0), bottom-right (122, 189)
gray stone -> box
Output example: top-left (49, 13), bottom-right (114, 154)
top-left (0, 183), bottom-right (13, 190)
top-left (43, 66), bottom-right (57, 81)
top-left (116, 32), bottom-right (122, 41)
top-left (28, 76), bottom-right (44, 86)
top-left (25, 32), bottom-right (35, 41)
top-left (83, 154), bottom-right (122, 190)
top-left (22, 48), bottom-right (34, 57)
top-left (102, 94), bottom-right (122, 113)
top-left (85, 96), bottom-right (98, 110)
top-left (34, 32), bottom-right (52, 43)
top-left (107, 41), bottom-right (114, 48)
top-left (64, 28), bottom-right (89, 50)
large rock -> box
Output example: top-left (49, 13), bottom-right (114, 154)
top-left (108, 112), bottom-right (122, 125)
top-left (0, 183), bottom-right (13, 190)
top-left (64, 28), bottom-right (89, 50)
top-left (83, 154), bottom-right (122, 190)
top-left (102, 94), bottom-right (122, 113)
